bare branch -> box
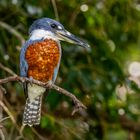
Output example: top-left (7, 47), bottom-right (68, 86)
top-left (0, 21), bottom-right (25, 45)
top-left (0, 86), bottom-right (6, 94)
top-left (51, 0), bottom-right (59, 21)
top-left (0, 116), bottom-right (10, 123)
top-left (0, 129), bottom-right (5, 140)
top-left (0, 63), bottom-right (17, 76)
top-left (0, 101), bottom-right (16, 124)
top-left (0, 86), bottom-right (3, 121)
top-left (0, 99), bottom-right (25, 138)
top-left (0, 76), bottom-right (86, 115)
top-left (0, 62), bottom-right (86, 117)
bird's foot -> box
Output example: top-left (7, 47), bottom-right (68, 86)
top-left (47, 80), bottom-right (53, 88)
top-left (29, 76), bottom-right (33, 86)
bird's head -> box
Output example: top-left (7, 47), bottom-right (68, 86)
top-left (29, 18), bottom-right (90, 49)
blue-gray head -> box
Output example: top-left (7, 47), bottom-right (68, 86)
top-left (29, 18), bottom-right (90, 48)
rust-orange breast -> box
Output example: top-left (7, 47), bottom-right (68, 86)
top-left (25, 39), bottom-right (60, 82)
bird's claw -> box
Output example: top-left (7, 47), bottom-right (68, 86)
top-left (29, 76), bottom-right (33, 86)
top-left (47, 80), bottom-right (53, 88)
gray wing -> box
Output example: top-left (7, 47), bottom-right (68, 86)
top-left (20, 39), bottom-right (44, 96)
top-left (52, 42), bottom-right (62, 83)
top-left (20, 41), bottom-right (30, 97)
top-left (20, 46), bottom-right (28, 77)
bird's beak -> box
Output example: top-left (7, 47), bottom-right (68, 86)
top-left (56, 30), bottom-right (90, 49)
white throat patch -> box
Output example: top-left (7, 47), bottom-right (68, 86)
top-left (30, 29), bottom-right (59, 41)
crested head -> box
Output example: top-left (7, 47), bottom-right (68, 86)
top-left (29, 17), bottom-right (90, 48)
top-left (29, 18), bottom-right (64, 35)
top-left (29, 18), bottom-right (64, 41)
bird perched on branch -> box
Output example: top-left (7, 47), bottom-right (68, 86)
top-left (20, 17), bottom-right (89, 126)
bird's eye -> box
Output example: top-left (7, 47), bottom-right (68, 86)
top-left (51, 23), bottom-right (57, 29)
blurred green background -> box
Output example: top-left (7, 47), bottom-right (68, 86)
top-left (1, 0), bottom-right (140, 140)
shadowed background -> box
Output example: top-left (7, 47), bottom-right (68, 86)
top-left (0, 0), bottom-right (140, 140)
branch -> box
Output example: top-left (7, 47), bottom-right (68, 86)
top-left (0, 63), bottom-right (17, 76)
top-left (0, 129), bottom-right (5, 140)
top-left (0, 100), bottom-right (16, 124)
top-left (51, 0), bottom-right (59, 21)
top-left (0, 21), bottom-right (25, 45)
top-left (0, 76), bottom-right (86, 115)
top-left (0, 99), bottom-right (23, 137)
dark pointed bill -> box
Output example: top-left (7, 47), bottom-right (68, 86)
top-left (56, 30), bottom-right (90, 49)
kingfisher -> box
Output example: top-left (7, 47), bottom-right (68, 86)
top-left (20, 17), bottom-right (89, 126)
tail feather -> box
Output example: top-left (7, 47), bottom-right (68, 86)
top-left (23, 95), bottom-right (42, 126)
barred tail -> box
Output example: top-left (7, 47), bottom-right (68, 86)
top-left (23, 95), bottom-right (43, 126)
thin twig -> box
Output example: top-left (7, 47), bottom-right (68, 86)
top-left (51, 0), bottom-right (59, 21)
top-left (0, 101), bottom-right (16, 124)
top-left (0, 21), bottom-right (25, 45)
top-left (0, 76), bottom-right (86, 114)
top-left (19, 124), bottom-right (26, 136)
top-left (0, 129), bottom-right (5, 140)
top-left (0, 86), bottom-right (6, 94)
top-left (0, 86), bottom-right (3, 121)
top-left (0, 63), bottom-right (17, 76)
top-left (0, 100), bottom-right (25, 138)
top-left (0, 116), bottom-right (10, 123)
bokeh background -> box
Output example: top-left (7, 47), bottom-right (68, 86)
top-left (0, 0), bottom-right (140, 140)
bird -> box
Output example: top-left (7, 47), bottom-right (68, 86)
top-left (20, 17), bottom-right (89, 126)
